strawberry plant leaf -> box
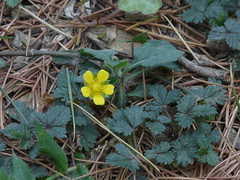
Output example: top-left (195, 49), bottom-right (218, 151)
top-left (30, 105), bottom-right (71, 138)
top-left (145, 85), bottom-right (181, 115)
top-left (0, 168), bottom-right (14, 180)
top-left (12, 153), bottom-right (35, 180)
top-left (145, 142), bottom-right (174, 164)
top-left (118, 0), bottom-right (162, 15)
top-left (106, 106), bottom-right (147, 136)
top-left (197, 135), bottom-right (220, 166)
top-left (129, 40), bottom-right (184, 69)
top-left (171, 132), bottom-right (198, 166)
top-left (189, 79), bottom-right (226, 106)
top-left (35, 123), bottom-right (68, 173)
top-left (76, 124), bottom-right (99, 151)
top-left (75, 106), bottom-right (93, 126)
top-left (208, 18), bottom-right (240, 50)
top-left (106, 143), bottom-right (140, 172)
top-left (182, 0), bottom-right (224, 23)
top-left (175, 94), bottom-right (217, 128)
top-left (146, 115), bottom-right (171, 135)
top-left (53, 69), bottom-right (83, 102)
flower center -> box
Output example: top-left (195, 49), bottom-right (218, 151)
top-left (92, 83), bottom-right (101, 92)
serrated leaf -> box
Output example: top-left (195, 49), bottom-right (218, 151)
top-left (171, 132), bottom-right (198, 166)
top-left (208, 18), bottom-right (240, 50)
top-left (182, 0), bottom-right (224, 23)
top-left (189, 79), bottom-right (226, 106)
top-left (2, 123), bottom-right (33, 149)
top-left (146, 115), bottom-right (171, 135)
top-left (53, 69), bottom-right (83, 102)
top-left (106, 143), bottom-right (140, 172)
top-left (0, 168), bottom-right (14, 180)
top-left (145, 84), bottom-right (180, 115)
top-left (175, 94), bottom-right (217, 128)
top-left (75, 106), bottom-right (92, 126)
top-left (30, 105), bottom-right (71, 138)
top-left (197, 135), bottom-right (220, 166)
top-left (145, 142), bottom-right (174, 164)
top-left (106, 106), bottom-right (147, 136)
top-left (29, 144), bottom-right (39, 160)
top-left (78, 48), bottom-right (116, 62)
top-left (35, 123), bottom-right (68, 173)
top-left (4, 0), bottom-right (19, 8)
top-left (77, 124), bottom-right (99, 151)
top-left (130, 40), bottom-right (184, 69)
top-left (118, 0), bottom-right (162, 15)
top-left (12, 153), bottom-right (35, 180)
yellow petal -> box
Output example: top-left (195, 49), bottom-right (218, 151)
top-left (81, 86), bottom-right (91, 97)
top-left (102, 84), bottom-right (114, 95)
top-left (97, 69), bottom-right (109, 82)
top-left (93, 94), bottom-right (105, 105)
top-left (83, 71), bottom-right (94, 84)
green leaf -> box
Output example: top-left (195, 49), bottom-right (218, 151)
top-left (145, 84), bottom-right (181, 115)
top-left (53, 69), bottom-right (83, 102)
top-left (197, 135), bottom-right (220, 166)
top-left (35, 123), bottom-right (68, 173)
top-left (129, 40), bottom-right (184, 69)
top-left (0, 141), bottom-right (6, 151)
top-left (188, 78), bottom-right (226, 106)
top-left (208, 18), bottom-right (240, 50)
top-left (12, 153), bottom-right (35, 180)
top-left (0, 36), bottom-right (12, 39)
top-left (146, 115), bottom-right (171, 135)
top-left (2, 123), bottom-right (33, 150)
top-left (52, 54), bottom-right (79, 65)
top-left (78, 48), bottom-right (116, 62)
top-left (171, 132), bottom-right (198, 166)
top-left (0, 58), bottom-right (6, 68)
top-left (0, 168), bottom-right (14, 180)
top-left (4, 0), bottom-right (19, 8)
top-left (132, 32), bottom-right (148, 43)
top-left (182, 0), bottom-right (224, 23)
top-left (75, 106), bottom-right (92, 126)
top-left (30, 105), bottom-right (71, 138)
top-left (76, 124), bottom-right (99, 151)
top-left (0, 157), bottom-right (13, 174)
top-left (30, 165), bottom-right (48, 178)
top-left (127, 83), bottom-right (151, 98)
top-left (145, 142), bottom-right (174, 164)
top-left (175, 94), bottom-right (217, 128)
top-left (69, 165), bottom-right (93, 180)
top-left (106, 143), bottom-right (140, 172)
top-left (106, 106), bottom-right (147, 136)
top-left (118, 0), bottom-right (162, 15)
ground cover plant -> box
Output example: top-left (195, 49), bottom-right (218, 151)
top-left (0, 0), bottom-right (239, 179)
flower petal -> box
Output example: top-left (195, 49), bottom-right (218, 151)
top-left (81, 86), bottom-right (91, 97)
top-left (97, 69), bottom-right (109, 82)
top-left (93, 94), bottom-right (105, 105)
top-left (83, 71), bottom-right (94, 84)
top-left (102, 84), bottom-right (114, 95)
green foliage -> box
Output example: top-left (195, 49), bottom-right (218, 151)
top-left (68, 165), bottom-right (93, 180)
top-left (4, 0), bottom-right (19, 8)
top-left (76, 124), bottom-right (99, 151)
top-left (2, 123), bottom-right (33, 150)
top-left (53, 69), bottom-right (83, 102)
top-left (208, 18), bottom-right (240, 50)
top-left (182, 0), bottom-right (224, 23)
top-left (132, 32), bottom-right (148, 43)
top-left (106, 143), bottom-right (140, 172)
top-left (0, 58), bottom-right (6, 68)
top-left (188, 78), bottom-right (226, 106)
top-left (118, 0), bottom-right (162, 15)
top-left (128, 40), bottom-right (184, 69)
top-left (127, 83), bottom-right (150, 97)
top-left (145, 114), bottom-right (171, 135)
top-left (0, 168), bottom-right (14, 180)
top-left (175, 94), bottom-right (217, 128)
top-left (106, 106), bottom-right (147, 136)
top-left (0, 142), bottom-right (6, 151)
top-left (30, 105), bottom-right (71, 138)
top-left (145, 142), bottom-right (174, 164)
top-left (145, 84), bottom-right (181, 114)
top-left (35, 123), bottom-right (68, 173)
top-left (171, 132), bottom-right (198, 166)
top-left (30, 165), bottom-right (48, 178)
top-left (12, 153), bottom-right (35, 180)
top-left (9, 101), bottom-right (34, 122)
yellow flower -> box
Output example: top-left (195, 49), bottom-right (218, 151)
top-left (81, 69), bottom-right (114, 105)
